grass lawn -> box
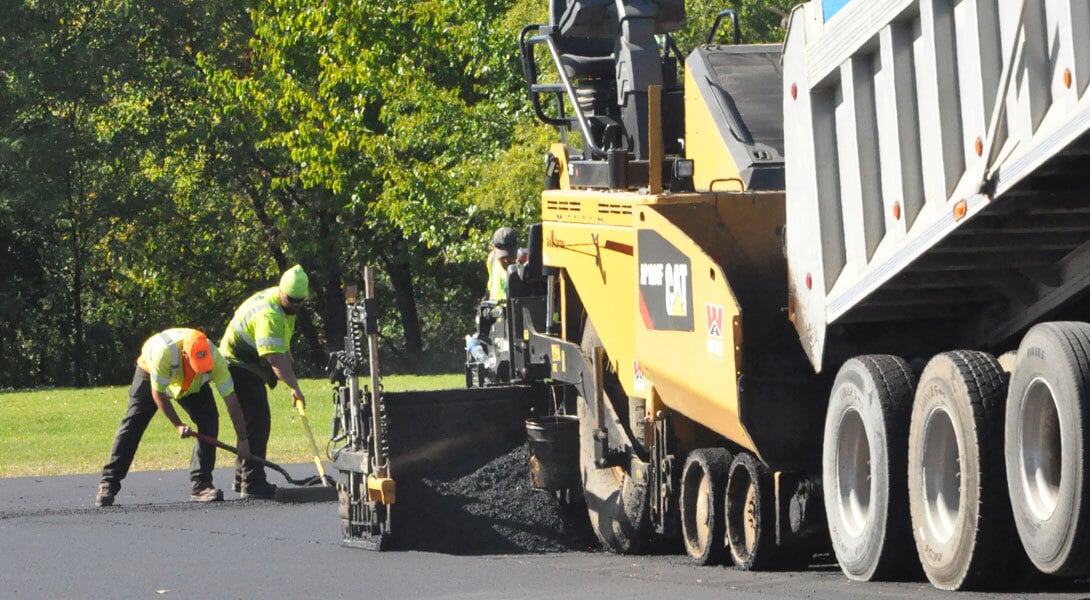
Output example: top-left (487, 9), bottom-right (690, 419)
top-left (0, 373), bottom-right (463, 478)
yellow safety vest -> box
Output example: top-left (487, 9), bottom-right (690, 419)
top-left (137, 328), bottom-right (234, 400)
top-left (487, 253), bottom-right (508, 301)
top-left (219, 287), bottom-right (295, 384)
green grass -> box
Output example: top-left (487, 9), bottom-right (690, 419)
top-left (0, 374), bottom-right (464, 478)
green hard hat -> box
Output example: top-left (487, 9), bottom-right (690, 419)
top-left (279, 264), bottom-right (309, 299)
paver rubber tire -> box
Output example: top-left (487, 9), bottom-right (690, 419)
top-left (1006, 322), bottom-right (1090, 576)
top-left (909, 350), bottom-right (1015, 590)
top-left (725, 452), bottom-right (776, 570)
top-left (680, 448), bottom-right (732, 565)
top-left (823, 355), bottom-right (917, 581)
top-left (578, 320), bottom-right (650, 554)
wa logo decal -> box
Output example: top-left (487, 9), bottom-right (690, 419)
top-left (706, 303), bottom-right (724, 357)
top-left (706, 304), bottom-right (723, 337)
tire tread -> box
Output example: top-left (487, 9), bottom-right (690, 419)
top-left (917, 350), bottom-right (1014, 590)
top-left (857, 354), bottom-right (917, 581)
top-left (1053, 323), bottom-right (1090, 573)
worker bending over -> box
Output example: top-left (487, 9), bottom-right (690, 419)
top-left (96, 329), bottom-right (250, 507)
top-left (220, 264), bottom-right (308, 500)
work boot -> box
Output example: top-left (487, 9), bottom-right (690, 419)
top-left (239, 480), bottom-right (277, 500)
top-left (95, 481), bottom-right (118, 507)
top-left (190, 484), bottom-right (224, 503)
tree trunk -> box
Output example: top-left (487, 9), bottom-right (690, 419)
top-left (67, 161), bottom-right (86, 388)
top-left (319, 263), bottom-right (346, 354)
top-left (314, 205), bottom-right (345, 360)
top-left (384, 255), bottom-right (423, 363)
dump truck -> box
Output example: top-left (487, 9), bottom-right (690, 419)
top-left (332, 0), bottom-right (1090, 591)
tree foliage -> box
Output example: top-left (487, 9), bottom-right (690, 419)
top-left (0, 0), bottom-right (793, 388)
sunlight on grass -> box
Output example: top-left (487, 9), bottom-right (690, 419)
top-left (0, 374), bottom-right (463, 478)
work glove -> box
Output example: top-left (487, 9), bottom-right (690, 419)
top-left (177, 424), bottom-right (192, 439)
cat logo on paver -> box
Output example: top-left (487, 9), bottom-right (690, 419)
top-left (637, 230), bottom-right (693, 332)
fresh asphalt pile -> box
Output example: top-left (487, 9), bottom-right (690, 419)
top-left (393, 443), bottom-right (598, 555)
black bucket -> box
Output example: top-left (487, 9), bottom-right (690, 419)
top-left (525, 415), bottom-right (580, 490)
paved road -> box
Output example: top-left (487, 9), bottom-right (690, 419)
top-left (3, 468), bottom-right (1090, 600)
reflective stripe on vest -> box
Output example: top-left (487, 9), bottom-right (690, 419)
top-left (256, 336), bottom-right (284, 347)
top-left (153, 332), bottom-right (180, 389)
top-left (232, 292), bottom-right (285, 350)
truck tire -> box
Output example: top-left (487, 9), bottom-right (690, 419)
top-left (725, 452), bottom-right (776, 570)
top-left (578, 320), bottom-right (650, 554)
top-left (908, 351), bottom-right (1014, 590)
top-left (1006, 321), bottom-right (1090, 576)
top-left (680, 448), bottom-right (732, 565)
top-left (823, 355), bottom-right (916, 581)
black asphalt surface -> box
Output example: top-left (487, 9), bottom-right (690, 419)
top-left (4, 467), bottom-right (1090, 600)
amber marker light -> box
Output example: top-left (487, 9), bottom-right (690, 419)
top-left (953, 199), bottom-right (968, 221)
top-left (975, 137), bottom-right (983, 156)
top-left (1064, 68), bottom-right (1073, 89)
top-left (893, 201), bottom-right (901, 220)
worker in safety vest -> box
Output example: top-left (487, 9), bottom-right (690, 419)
top-left (487, 226), bottom-right (519, 301)
top-left (219, 264), bottom-right (308, 500)
top-left (96, 328), bottom-right (250, 507)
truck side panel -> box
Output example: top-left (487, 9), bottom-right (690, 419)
top-left (785, 0), bottom-right (1090, 371)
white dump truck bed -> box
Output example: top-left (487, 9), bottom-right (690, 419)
top-left (783, 0), bottom-right (1090, 371)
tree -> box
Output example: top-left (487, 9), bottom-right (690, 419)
top-left (199, 0), bottom-right (541, 369)
top-left (0, 0), bottom-right (273, 386)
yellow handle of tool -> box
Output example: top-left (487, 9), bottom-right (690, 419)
top-left (296, 403), bottom-right (328, 482)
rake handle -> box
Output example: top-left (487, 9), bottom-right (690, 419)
top-left (295, 404), bottom-right (330, 486)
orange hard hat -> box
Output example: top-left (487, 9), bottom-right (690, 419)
top-left (183, 330), bottom-right (215, 374)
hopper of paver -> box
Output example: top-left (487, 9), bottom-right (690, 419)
top-left (327, 271), bottom-right (549, 550)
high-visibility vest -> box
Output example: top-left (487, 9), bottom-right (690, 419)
top-left (487, 253), bottom-right (508, 301)
top-left (136, 328), bottom-right (234, 400)
top-left (219, 287), bottom-right (295, 383)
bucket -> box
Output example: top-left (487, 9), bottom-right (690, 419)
top-left (525, 415), bottom-right (581, 490)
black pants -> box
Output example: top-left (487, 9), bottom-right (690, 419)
top-left (100, 367), bottom-right (219, 491)
top-left (229, 366), bottom-right (271, 485)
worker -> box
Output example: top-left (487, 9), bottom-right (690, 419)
top-left (219, 264), bottom-right (309, 500)
top-left (95, 328), bottom-right (250, 507)
top-left (487, 226), bottom-right (519, 301)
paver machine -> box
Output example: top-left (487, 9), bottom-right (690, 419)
top-left (335, 0), bottom-right (1090, 592)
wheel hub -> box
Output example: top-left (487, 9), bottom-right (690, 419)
top-left (835, 408), bottom-right (872, 538)
top-left (921, 406), bottom-right (960, 543)
top-left (1020, 377), bottom-right (1062, 521)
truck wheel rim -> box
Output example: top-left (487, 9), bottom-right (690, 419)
top-left (727, 463), bottom-right (758, 558)
top-left (696, 475), bottom-right (712, 550)
top-left (683, 463), bottom-right (713, 555)
top-left (1020, 377), bottom-right (1062, 521)
top-left (836, 408), bottom-right (871, 538)
top-left (921, 406), bottom-right (960, 543)
top-left (743, 482), bottom-right (758, 550)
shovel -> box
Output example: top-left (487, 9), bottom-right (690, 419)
top-left (191, 431), bottom-right (334, 488)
